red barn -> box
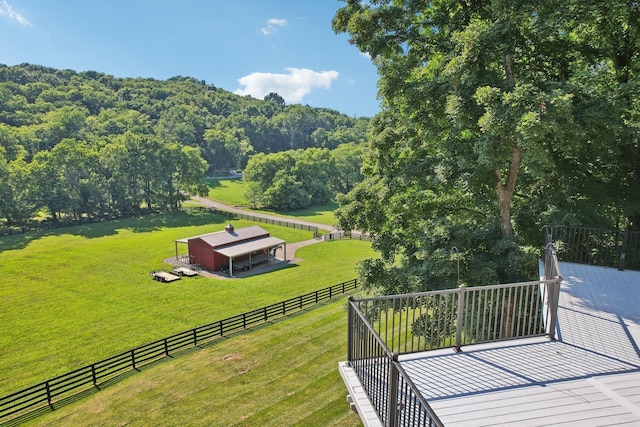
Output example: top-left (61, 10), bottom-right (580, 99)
top-left (175, 224), bottom-right (286, 275)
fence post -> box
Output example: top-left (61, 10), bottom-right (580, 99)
top-left (45, 381), bottom-right (52, 407)
top-left (0, 279), bottom-right (361, 421)
top-left (387, 354), bottom-right (400, 427)
top-left (455, 285), bottom-right (466, 352)
top-left (131, 350), bottom-right (136, 370)
top-left (619, 228), bottom-right (629, 271)
top-left (91, 364), bottom-right (97, 386)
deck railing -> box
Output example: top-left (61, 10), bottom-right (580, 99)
top-left (347, 300), bottom-right (444, 427)
top-left (345, 228), bottom-right (563, 427)
top-left (349, 279), bottom-right (559, 357)
top-left (550, 224), bottom-right (640, 270)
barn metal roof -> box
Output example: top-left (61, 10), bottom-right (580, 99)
top-left (213, 236), bottom-right (285, 258)
top-left (175, 225), bottom-right (269, 247)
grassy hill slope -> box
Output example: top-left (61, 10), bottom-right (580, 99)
top-left (0, 211), bottom-right (373, 396)
top-left (23, 299), bottom-right (361, 426)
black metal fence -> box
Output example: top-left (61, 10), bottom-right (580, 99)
top-left (550, 225), bottom-right (640, 270)
top-left (0, 279), bottom-right (357, 424)
top-left (191, 207), bottom-right (319, 235)
top-left (344, 227), bottom-right (565, 427)
top-left (347, 298), bottom-right (444, 427)
top-left (349, 278), bottom-right (557, 357)
top-left (323, 231), bottom-right (371, 242)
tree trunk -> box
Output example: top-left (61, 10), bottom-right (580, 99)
top-left (495, 145), bottom-right (521, 237)
top-left (494, 53), bottom-right (521, 237)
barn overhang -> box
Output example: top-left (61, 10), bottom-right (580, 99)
top-left (214, 237), bottom-right (286, 276)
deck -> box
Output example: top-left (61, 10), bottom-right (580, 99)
top-left (398, 262), bottom-right (640, 426)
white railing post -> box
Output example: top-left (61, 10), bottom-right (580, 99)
top-left (455, 285), bottom-right (466, 352)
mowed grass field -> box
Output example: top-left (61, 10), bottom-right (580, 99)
top-left (24, 299), bottom-right (361, 427)
top-left (205, 178), bottom-right (338, 227)
top-left (0, 210), bottom-right (374, 400)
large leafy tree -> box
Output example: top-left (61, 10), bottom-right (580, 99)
top-left (31, 139), bottom-right (103, 219)
top-left (332, 0), bottom-right (640, 292)
top-left (243, 146), bottom-right (358, 211)
top-left (0, 127), bottom-right (37, 224)
top-left (155, 143), bottom-right (208, 210)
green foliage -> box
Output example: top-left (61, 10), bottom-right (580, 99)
top-left (410, 298), bottom-right (457, 349)
top-left (333, 0), bottom-right (640, 295)
top-left (243, 145), bottom-right (365, 211)
top-left (0, 63), bottom-right (370, 226)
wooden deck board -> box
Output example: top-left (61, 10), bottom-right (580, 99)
top-left (399, 263), bottom-right (640, 426)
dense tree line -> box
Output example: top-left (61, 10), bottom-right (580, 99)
top-left (243, 144), bottom-right (364, 211)
top-left (0, 64), bottom-right (369, 225)
top-left (333, 0), bottom-right (640, 293)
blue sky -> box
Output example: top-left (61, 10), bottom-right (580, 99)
top-left (0, 0), bottom-right (381, 117)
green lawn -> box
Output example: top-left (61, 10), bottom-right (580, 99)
top-left (204, 177), bottom-right (248, 207)
top-left (205, 178), bottom-right (338, 226)
top-left (0, 211), bottom-right (374, 396)
top-left (251, 202), bottom-right (338, 228)
top-left (23, 299), bottom-right (361, 427)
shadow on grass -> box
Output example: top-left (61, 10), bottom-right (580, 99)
top-left (251, 201), bottom-right (338, 219)
top-left (232, 262), bottom-right (299, 279)
top-left (279, 201), bottom-right (338, 219)
top-left (0, 211), bottom-right (229, 252)
top-left (0, 298), bottom-right (346, 426)
top-left (203, 178), bottom-right (223, 189)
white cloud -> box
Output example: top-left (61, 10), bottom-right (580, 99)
top-left (260, 18), bottom-right (287, 36)
top-left (0, 0), bottom-right (31, 27)
top-left (235, 68), bottom-right (340, 104)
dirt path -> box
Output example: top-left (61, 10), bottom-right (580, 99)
top-left (190, 196), bottom-right (335, 232)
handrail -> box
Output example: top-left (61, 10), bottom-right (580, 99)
top-left (392, 360), bottom-right (444, 427)
top-left (352, 279), bottom-right (560, 302)
top-left (549, 224), bottom-right (640, 271)
top-left (347, 296), bottom-right (445, 427)
top-left (348, 297), bottom-right (395, 359)
top-left (346, 226), bottom-right (567, 426)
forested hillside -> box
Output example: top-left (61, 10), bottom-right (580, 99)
top-left (0, 63), bottom-right (369, 225)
